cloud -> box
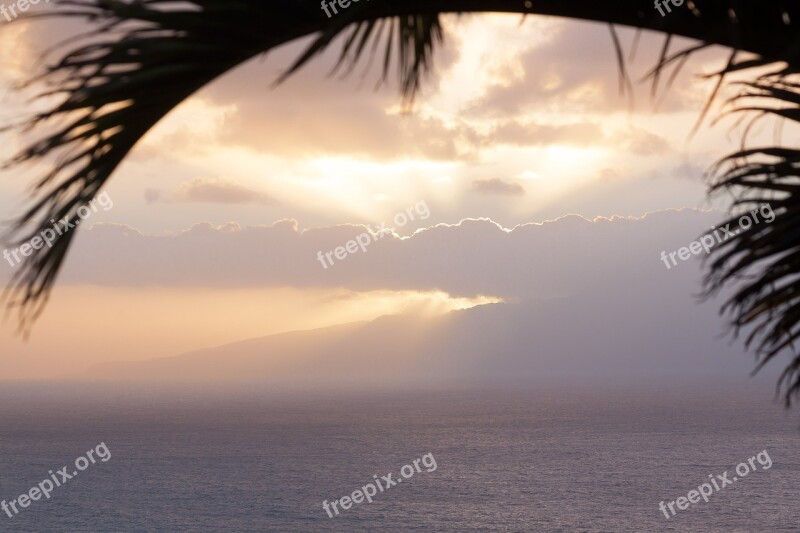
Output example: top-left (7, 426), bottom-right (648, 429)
top-left (471, 178), bottom-right (525, 196)
top-left (120, 18), bottom-right (678, 164)
top-left (144, 189), bottom-right (162, 204)
top-left (86, 209), bottom-right (766, 388)
top-left (670, 162), bottom-right (707, 181)
top-left (463, 21), bottom-right (726, 119)
top-left (186, 34), bottom-right (466, 161)
top-left (485, 120), bottom-right (605, 147)
top-left (0, 13), bottom-right (737, 233)
top-left (2, 208), bottom-right (730, 304)
top-left (613, 126), bottom-right (672, 156)
top-left (169, 178), bottom-right (275, 205)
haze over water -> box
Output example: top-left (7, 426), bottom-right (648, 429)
top-left (0, 383), bottom-right (797, 532)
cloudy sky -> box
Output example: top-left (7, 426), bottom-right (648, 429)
top-left (0, 9), bottom-right (774, 382)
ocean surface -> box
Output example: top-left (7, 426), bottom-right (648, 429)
top-left (0, 383), bottom-right (798, 532)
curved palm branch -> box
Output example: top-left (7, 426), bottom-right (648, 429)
top-left (3, 0), bottom-right (442, 329)
top-left (4, 0), bottom-right (800, 403)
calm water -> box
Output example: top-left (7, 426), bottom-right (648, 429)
top-left (0, 384), bottom-right (798, 532)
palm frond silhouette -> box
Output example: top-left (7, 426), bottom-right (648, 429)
top-left (5, 0), bottom-right (800, 401)
top-left (704, 75), bottom-right (800, 404)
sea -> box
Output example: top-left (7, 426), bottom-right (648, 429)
top-left (0, 382), bottom-right (798, 532)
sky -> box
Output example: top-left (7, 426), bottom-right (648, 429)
top-left (0, 9), bottom-right (785, 383)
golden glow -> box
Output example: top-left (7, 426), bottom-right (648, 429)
top-left (0, 286), bottom-right (499, 380)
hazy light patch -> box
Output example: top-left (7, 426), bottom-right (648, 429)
top-left (0, 23), bottom-right (36, 84)
top-left (518, 170), bottom-right (541, 180)
top-left (475, 144), bottom-right (606, 195)
top-left (390, 292), bottom-right (502, 316)
top-left (432, 13), bottom-right (561, 114)
top-left (283, 157), bottom-right (458, 222)
top-left (141, 132), bottom-right (460, 224)
top-left (0, 286), bottom-right (500, 380)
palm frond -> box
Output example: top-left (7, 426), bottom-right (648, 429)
top-left (2, 0), bottom-right (443, 331)
top-left (704, 74), bottom-right (800, 404)
top-left (8, 0), bottom-right (800, 408)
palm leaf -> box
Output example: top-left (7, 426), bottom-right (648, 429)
top-left (704, 73), bottom-right (800, 404)
top-left (2, 0), bottom-right (442, 331)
